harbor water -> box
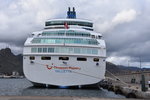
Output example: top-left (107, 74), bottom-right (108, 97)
top-left (0, 78), bottom-right (125, 98)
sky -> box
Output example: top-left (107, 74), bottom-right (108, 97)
top-left (0, 0), bottom-right (150, 68)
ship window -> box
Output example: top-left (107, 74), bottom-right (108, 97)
top-left (48, 48), bottom-right (54, 52)
top-left (74, 48), bottom-right (80, 53)
top-left (31, 48), bottom-right (37, 53)
top-left (92, 49), bottom-right (98, 54)
top-left (77, 57), bottom-right (87, 61)
top-left (91, 35), bottom-right (95, 38)
top-left (98, 35), bottom-right (102, 39)
top-left (93, 58), bottom-right (99, 62)
top-left (38, 48), bottom-right (42, 53)
top-left (32, 38), bottom-right (41, 43)
top-left (29, 56), bottom-right (35, 60)
top-left (42, 31), bottom-right (91, 37)
top-left (68, 48), bottom-right (73, 53)
top-left (41, 57), bottom-right (51, 60)
top-left (87, 48), bottom-right (92, 54)
top-left (43, 48), bottom-right (47, 53)
top-left (59, 57), bottom-right (69, 60)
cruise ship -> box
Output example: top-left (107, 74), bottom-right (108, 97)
top-left (23, 7), bottom-right (106, 87)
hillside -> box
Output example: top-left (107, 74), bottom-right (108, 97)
top-left (0, 48), bottom-right (23, 75)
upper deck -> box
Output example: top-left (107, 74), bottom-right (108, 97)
top-left (45, 19), bottom-right (93, 27)
top-left (45, 7), bottom-right (93, 31)
top-left (25, 28), bottom-right (103, 47)
top-left (45, 19), bottom-right (93, 31)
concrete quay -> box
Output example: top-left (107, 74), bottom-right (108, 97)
top-left (99, 79), bottom-right (150, 99)
top-left (0, 96), bottom-right (144, 100)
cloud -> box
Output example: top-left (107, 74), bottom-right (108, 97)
top-left (0, 0), bottom-right (150, 67)
top-left (97, 9), bottom-right (137, 32)
top-left (0, 12), bottom-right (9, 30)
top-left (107, 56), bottom-right (129, 65)
top-left (0, 0), bottom-right (61, 46)
top-left (112, 9), bottom-right (137, 24)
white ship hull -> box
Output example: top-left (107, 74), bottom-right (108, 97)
top-left (23, 55), bottom-right (106, 86)
top-left (23, 7), bottom-right (106, 87)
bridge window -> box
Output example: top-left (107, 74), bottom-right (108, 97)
top-left (42, 30), bottom-right (91, 37)
top-left (45, 21), bottom-right (93, 27)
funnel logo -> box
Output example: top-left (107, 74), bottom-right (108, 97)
top-left (46, 65), bottom-right (53, 70)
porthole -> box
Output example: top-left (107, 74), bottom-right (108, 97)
top-left (93, 58), bottom-right (99, 62)
top-left (59, 57), bottom-right (69, 60)
top-left (41, 57), bottom-right (51, 60)
top-left (77, 57), bottom-right (87, 61)
top-left (29, 56), bottom-right (35, 60)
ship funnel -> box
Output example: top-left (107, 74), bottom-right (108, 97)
top-left (67, 7), bottom-right (76, 19)
top-left (73, 7), bottom-right (75, 12)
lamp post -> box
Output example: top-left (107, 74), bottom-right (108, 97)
top-left (140, 57), bottom-right (146, 92)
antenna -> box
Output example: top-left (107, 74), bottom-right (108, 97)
top-left (68, 7), bottom-right (70, 11)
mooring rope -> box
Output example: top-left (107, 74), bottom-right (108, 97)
top-left (106, 70), bottom-right (129, 86)
top-left (70, 70), bottom-right (102, 79)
